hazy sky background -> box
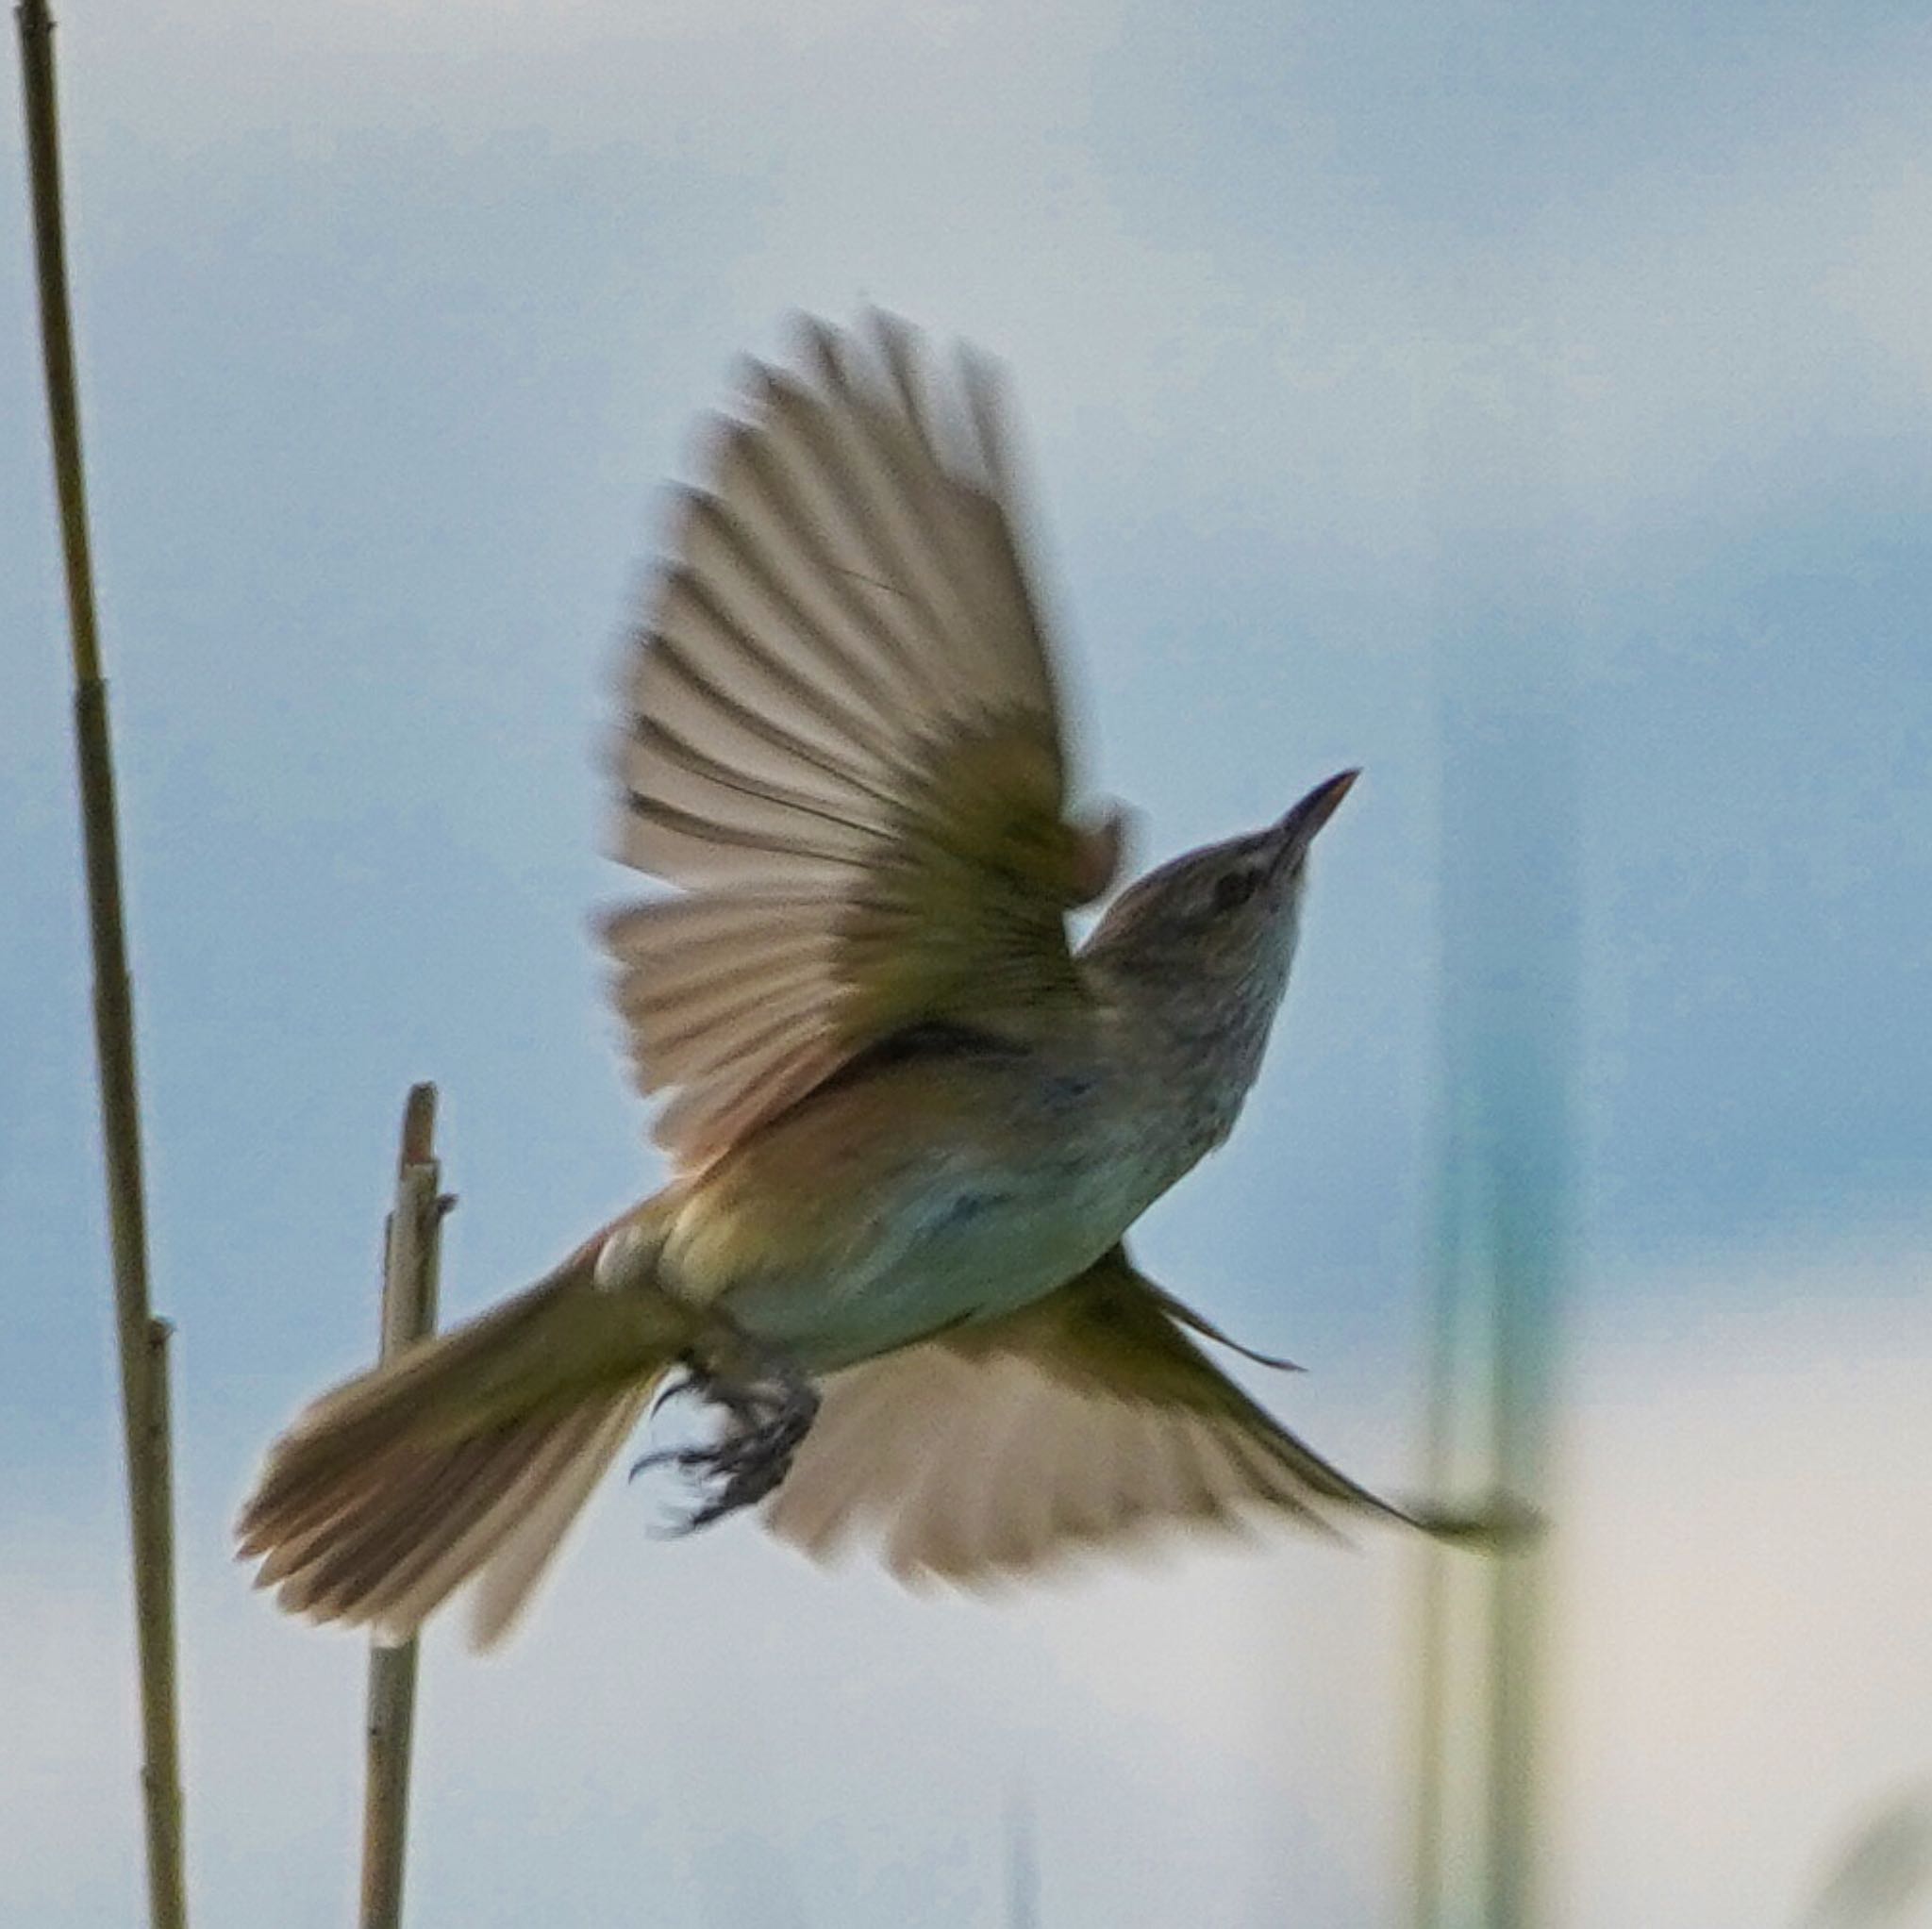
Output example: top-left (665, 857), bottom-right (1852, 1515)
top-left (5, 1), bottom-right (1930, 1924)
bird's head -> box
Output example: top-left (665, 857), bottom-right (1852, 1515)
top-left (1081, 770), bottom-right (1358, 1006)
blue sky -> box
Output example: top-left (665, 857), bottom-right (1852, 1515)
top-left (5, 2), bottom-right (1931, 1924)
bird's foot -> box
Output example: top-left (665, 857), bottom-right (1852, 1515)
top-left (630, 1353), bottom-right (821, 1531)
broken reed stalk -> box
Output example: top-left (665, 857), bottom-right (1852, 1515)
top-left (359, 1083), bottom-right (451, 1929)
top-left (14, 4), bottom-right (189, 1925)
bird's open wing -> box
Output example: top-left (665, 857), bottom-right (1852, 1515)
top-left (604, 312), bottom-right (1123, 1171)
top-left (762, 1248), bottom-right (1415, 1583)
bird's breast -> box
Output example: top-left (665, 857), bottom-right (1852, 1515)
top-left (654, 1045), bottom-right (1166, 1372)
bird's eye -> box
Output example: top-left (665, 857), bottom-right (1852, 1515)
top-left (1211, 869), bottom-right (1262, 914)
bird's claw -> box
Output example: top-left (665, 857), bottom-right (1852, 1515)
top-left (628, 1355), bottom-right (820, 1532)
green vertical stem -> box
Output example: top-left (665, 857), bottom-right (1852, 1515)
top-left (1475, 709), bottom-right (1573, 1929)
top-left (1409, 1117), bottom-right (1474, 1929)
top-left (359, 1084), bottom-right (451, 1929)
top-left (1485, 1050), bottom-right (1567, 1929)
top-left (1411, 311), bottom-right (1574, 1929)
top-left (16, 5), bottom-right (190, 1925)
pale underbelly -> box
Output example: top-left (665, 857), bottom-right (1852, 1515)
top-left (712, 1154), bottom-right (1144, 1372)
top-left (645, 1039), bottom-right (1184, 1374)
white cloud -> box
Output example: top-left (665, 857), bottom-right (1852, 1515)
top-left (1562, 1236), bottom-right (1932, 1929)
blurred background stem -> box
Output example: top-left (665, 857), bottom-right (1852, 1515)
top-left (1410, 311), bottom-right (1576, 1929)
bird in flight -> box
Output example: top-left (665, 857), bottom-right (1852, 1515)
top-left (238, 311), bottom-right (1432, 1649)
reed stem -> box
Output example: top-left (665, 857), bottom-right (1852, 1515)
top-left (16, 5), bottom-right (189, 1922)
top-left (358, 1083), bottom-right (451, 1929)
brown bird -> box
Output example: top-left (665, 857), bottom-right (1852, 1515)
top-left (238, 311), bottom-right (1430, 1649)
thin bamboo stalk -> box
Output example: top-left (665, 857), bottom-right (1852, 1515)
top-left (15, 6), bottom-right (189, 1925)
top-left (358, 1083), bottom-right (451, 1929)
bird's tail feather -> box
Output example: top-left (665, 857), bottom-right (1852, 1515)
top-left (237, 1243), bottom-right (693, 1647)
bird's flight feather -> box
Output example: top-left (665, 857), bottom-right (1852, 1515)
top-left (763, 1247), bottom-right (1414, 1582)
top-left (606, 312), bottom-right (1122, 1171)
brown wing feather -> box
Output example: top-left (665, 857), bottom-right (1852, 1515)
top-left (607, 312), bottom-right (1123, 1171)
top-left (763, 1248), bottom-right (1413, 1584)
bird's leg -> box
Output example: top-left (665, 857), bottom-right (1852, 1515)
top-left (629, 1340), bottom-right (821, 1531)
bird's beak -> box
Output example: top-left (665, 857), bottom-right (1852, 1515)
top-left (1277, 768), bottom-right (1359, 850)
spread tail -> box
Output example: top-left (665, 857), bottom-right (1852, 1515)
top-left (237, 1242), bottom-right (695, 1649)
